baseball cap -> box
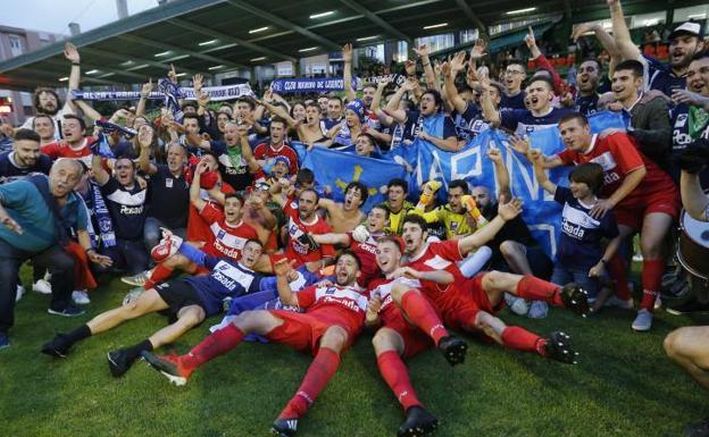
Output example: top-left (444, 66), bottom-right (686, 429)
top-left (669, 22), bottom-right (703, 40)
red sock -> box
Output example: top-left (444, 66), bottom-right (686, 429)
top-left (279, 347), bottom-right (341, 419)
top-left (144, 263), bottom-right (174, 289)
top-left (515, 275), bottom-right (563, 306)
top-left (607, 254), bottom-right (631, 300)
top-left (181, 323), bottom-right (245, 371)
top-left (376, 350), bottom-right (422, 411)
top-left (501, 326), bottom-right (545, 356)
top-left (640, 258), bottom-right (664, 311)
top-left (400, 290), bottom-right (448, 345)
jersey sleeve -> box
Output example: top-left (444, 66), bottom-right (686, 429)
top-left (295, 285), bottom-right (317, 308)
top-left (442, 116), bottom-right (457, 139)
top-left (500, 109), bottom-right (524, 131)
top-left (98, 177), bottom-right (120, 197)
top-left (556, 148), bottom-right (576, 166)
top-left (199, 202), bottom-right (224, 224)
top-left (40, 142), bottom-right (60, 160)
top-left (554, 186), bottom-right (572, 205)
top-left (606, 134), bottom-right (645, 174)
top-left (436, 239), bottom-right (464, 262)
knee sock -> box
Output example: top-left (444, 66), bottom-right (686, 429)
top-left (515, 276), bottom-right (563, 306)
top-left (400, 291), bottom-right (448, 346)
top-left (459, 246), bottom-right (492, 278)
top-left (607, 254), bottom-right (631, 300)
top-left (279, 347), bottom-right (341, 419)
top-left (376, 350), bottom-right (422, 411)
top-left (63, 324), bottom-right (92, 347)
top-left (144, 264), bottom-right (174, 290)
top-left (640, 258), bottom-right (664, 311)
top-left (500, 326), bottom-right (545, 356)
top-left (123, 339), bottom-right (153, 363)
top-left (181, 323), bottom-right (245, 371)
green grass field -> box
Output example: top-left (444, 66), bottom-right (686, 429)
top-left (1, 268), bottom-right (707, 437)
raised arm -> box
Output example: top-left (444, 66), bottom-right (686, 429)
top-left (510, 136), bottom-right (565, 169)
top-left (342, 43), bottom-right (356, 102)
top-left (608, 0), bottom-right (641, 61)
top-left (189, 159), bottom-right (210, 211)
top-left (137, 126), bottom-right (158, 175)
top-left (444, 51), bottom-right (469, 115)
top-left (529, 149), bottom-right (557, 194)
top-left (136, 79), bottom-right (153, 117)
top-left (274, 259), bottom-right (299, 306)
top-left (383, 78), bottom-right (414, 124)
top-left (92, 152), bottom-right (110, 186)
top-left (62, 42), bottom-right (81, 115)
top-left (572, 23), bottom-right (621, 64)
top-left (414, 44), bottom-right (439, 92)
top-left (479, 74), bottom-right (501, 127)
top-left (458, 198), bottom-right (523, 255)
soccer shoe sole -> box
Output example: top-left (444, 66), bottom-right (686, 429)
top-left (560, 284), bottom-right (590, 317)
top-left (544, 331), bottom-right (578, 365)
top-left (142, 353), bottom-right (187, 386)
top-left (120, 276), bottom-right (146, 287)
top-left (439, 336), bottom-right (468, 366)
top-left (398, 418), bottom-right (439, 437)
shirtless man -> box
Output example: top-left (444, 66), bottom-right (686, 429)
top-left (319, 181), bottom-right (368, 233)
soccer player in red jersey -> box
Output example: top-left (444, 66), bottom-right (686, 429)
top-left (143, 251), bottom-right (368, 436)
top-left (281, 188), bottom-right (336, 269)
top-left (518, 112), bottom-right (680, 331)
top-left (400, 209), bottom-right (587, 362)
top-left (41, 115), bottom-right (94, 166)
top-left (367, 235), bottom-right (467, 436)
top-left (309, 204), bottom-right (389, 288)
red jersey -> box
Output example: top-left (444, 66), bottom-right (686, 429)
top-left (283, 202), bottom-right (335, 266)
top-left (41, 137), bottom-right (93, 167)
top-left (186, 182), bottom-right (236, 242)
top-left (405, 240), bottom-right (464, 303)
top-left (199, 203), bottom-right (259, 260)
top-left (556, 133), bottom-right (675, 204)
top-left (347, 231), bottom-right (382, 287)
top-left (253, 142), bottom-right (299, 175)
top-left (368, 276), bottom-right (422, 324)
top-left (296, 283), bottom-right (368, 334)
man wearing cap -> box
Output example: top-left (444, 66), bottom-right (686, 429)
top-left (609, 0), bottom-right (704, 96)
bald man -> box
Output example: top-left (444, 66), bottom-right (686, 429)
top-left (0, 159), bottom-right (91, 350)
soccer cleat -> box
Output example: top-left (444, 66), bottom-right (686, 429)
top-left (541, 331), bottom-right (578, 365)
top-left (683, 418), bottom-right (709, 437)
top-left (107, 349), bottom-right (133, 377)
top-left (271, 418), bottom-right (298, 437)
top-left (437, 335), bottom-right (468, 366)
top-left (559, 283), bottom-right (590, 317)
top-left (142, 351), bottom-right (191, 386)
top-left (47, 304), bottom-right (86, 318)
top-left (631, 309), bottom-right (653, 332)
top-left (40, 333), bottom-right (72, 358)
top-left (397, 406), bottom-right (439, 437)
top-left (121, 270), bottom-right (150, 287)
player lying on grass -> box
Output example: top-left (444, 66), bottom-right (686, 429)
top-left (40, 233), bottom-right (274, 377)
top-left (142, 251), bottom-right (369, 437)
top-left (401, 203), bottom-right (588, 362)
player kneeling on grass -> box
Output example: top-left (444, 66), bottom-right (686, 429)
top-left (401, 206), bottom-right (588, 363)
top-left (367, 235), bottom-right (467, 437)
top-left (142, 251), bottom-right (368, 437)
top-left (41, 232), bottom-right (268, 377)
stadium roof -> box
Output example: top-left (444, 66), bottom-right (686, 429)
top-left (0, 0), bottom-right (692, 91)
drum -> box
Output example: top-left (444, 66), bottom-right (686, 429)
top-left (676, 210), bottom-right (709, 304)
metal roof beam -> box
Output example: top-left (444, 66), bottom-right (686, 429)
top-left (9, 67), bottom-right (120, 87)
top-left (337, 0), bottom-right (413, 43)
top-left (80, 47), bottom-right (202, 77)
top-left (117, 34), bottom-right (245, 69)
top-left (167, 18), bottom-right (297, 63)
top-left (454, 0), bottom-right (488, 36)
top-left (43, 59), bottom-right (148, 81)
top-left (223, 0), bottom-right (341, 51)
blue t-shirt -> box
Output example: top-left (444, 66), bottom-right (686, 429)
top-left (643, 55), bottom-right (685, 97)
top-left (575, 94), bottom-right (600, 116)
top-left (99, 177), bottom-right (147, 241)
top-left (0, 178), bottom-right (88, 252)
top-left (452, 102), bottom-right (490, 141)
top-left (500, 92), bottom-right (526, 110)
top-left (501, 107), bottom-right (573, 136)
top-left (184, 253), bottom-right (266, 316)
top-left (0, 151), bottom-right (52, 184)
top-left (405, 110), bottom-right (457, 139)
top-left (554, 186), bottom-right (619, 269)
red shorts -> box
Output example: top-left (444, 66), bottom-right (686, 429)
top-left (615, 188), bottom-right (680, 230)
top-left (437, 273), bottom-right (504, 331)
top-left (266, 310), bottom-right (354, 356)
top-left (382, 309), bottom-right (433, 359)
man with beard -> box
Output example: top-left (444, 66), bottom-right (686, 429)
top-left (367, 235), bottom-right (467, 437)
top-left (318, 181), bottom-right (368, 234)
top-left (142, 252), bottom-right (368, 437)
top-left (670, 53), bottom-right (709, 183)
top-left (92, 150), bottom-right (149, 276)
top-left (41, 237), bottom-right (269, 378)
top-left (32, 114), bottom-right (57, 146)
top-left (413, 179), bottom-right (483, 240)
top-left (41, 115), bottom-right (93, 167)
top-left (482, 77), bottom-right (572, 136)
top-left (380, 178), bottom-right (414, 235)
top-left (0, 129), bottom-right (52, 184)
top-left (575, 59), bottom-right (603, 115)
top-left (138, 131), bottom-right (190, 251)
top-left (0, 159), bottom-right (89, 349)
top-left (608, 60), bottom-right (672, 171)
top-left (310, 204), bottom-right (389, 288)
top-left (608, 0), bottom-right (704, 97)
top-left (21, 43), bottom-right (81, 139)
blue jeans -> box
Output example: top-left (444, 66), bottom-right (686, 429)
top-left (0, 239), bottom-right (75, 334)
top-left (143, 217), bottom-right (186, 252)
top-left (551, 264), bottom-right (600, 300)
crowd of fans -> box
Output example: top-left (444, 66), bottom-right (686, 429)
top-left (1, 0), bottom-right (708, 435)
